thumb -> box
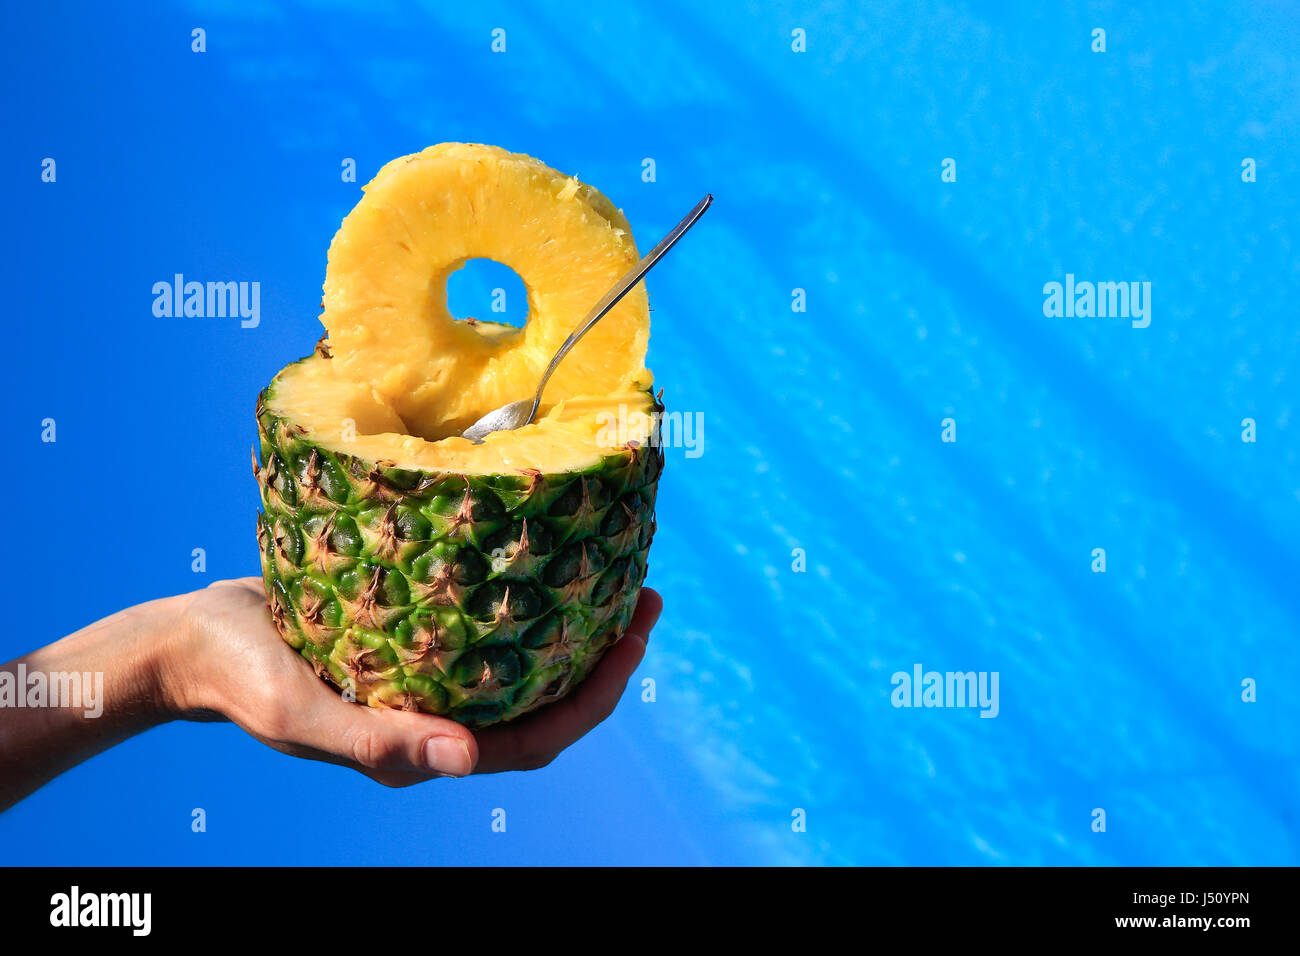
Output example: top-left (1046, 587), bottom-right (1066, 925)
top-left (289, 689), bottom-right (480, 777)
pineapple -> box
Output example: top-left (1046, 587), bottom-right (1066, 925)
top-left (254, 144), bottom-right (663, 728)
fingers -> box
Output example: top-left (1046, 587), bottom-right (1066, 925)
top-left (561, 628), bottom-right (649, 734)
top-left (473, 587), bottom-right (661, 774)
top-left (625, 586), bottom-right (664, 639)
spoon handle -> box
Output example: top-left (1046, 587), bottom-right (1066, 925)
top-left (526, 193), bottom-right (714, 423)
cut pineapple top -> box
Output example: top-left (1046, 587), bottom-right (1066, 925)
top-left (320, 143), bottom-right (652, 442)
top-left (267, 349), bottom-right (657, 475)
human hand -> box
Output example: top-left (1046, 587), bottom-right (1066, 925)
top-left (159, 577), bottom-right (662, 785)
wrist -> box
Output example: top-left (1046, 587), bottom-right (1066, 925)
top-left (144, 591), bottom-right (225, 722)
top-left (91, 594), bottom-right (190, 728)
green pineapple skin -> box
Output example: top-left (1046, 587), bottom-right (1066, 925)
top-left (253, 356), bottom-right (663, 729)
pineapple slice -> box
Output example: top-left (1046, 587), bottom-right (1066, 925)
top-left (321, 143), bottom-right (651, 440)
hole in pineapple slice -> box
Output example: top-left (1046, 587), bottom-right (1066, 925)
top-left (445, 258), bottom-right (530, 329)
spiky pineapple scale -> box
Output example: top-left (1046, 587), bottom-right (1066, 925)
top-left (255, 368), bottom-right (663, 728)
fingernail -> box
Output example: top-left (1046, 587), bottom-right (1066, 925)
top-left (425, 736), bottom-right (472, 776)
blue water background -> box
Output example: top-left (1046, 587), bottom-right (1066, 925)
top-left (2, 0), bottom-right (1297, 865)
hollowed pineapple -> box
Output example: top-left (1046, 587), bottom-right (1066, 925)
top-left (255, 144), bottom-right (662, 728)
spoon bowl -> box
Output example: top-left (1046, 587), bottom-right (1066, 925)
top-left (461, 399), bottom-right (535, 443)
top-left (462, 193), bottom-right (713, 443)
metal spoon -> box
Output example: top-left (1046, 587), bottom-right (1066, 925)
top-left (461, 193), bottom-right (713, 443)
